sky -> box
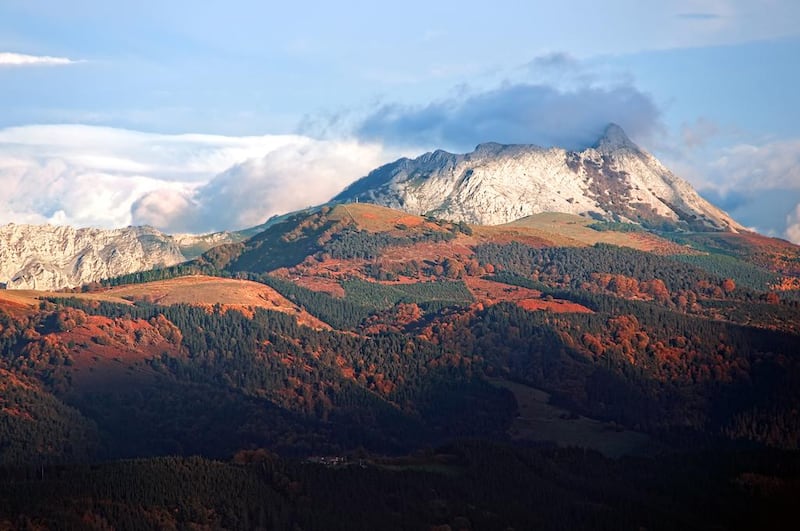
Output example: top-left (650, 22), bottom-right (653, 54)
top-left (1, 0), bottom-right (799, 241)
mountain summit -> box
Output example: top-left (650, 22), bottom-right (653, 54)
top-left (334, 124), bottom-right (743, 231)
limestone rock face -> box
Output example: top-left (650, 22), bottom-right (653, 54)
top-left (0, 215), bottom-right (271, 291)
top-left (0, 224), bottom-right (186, 290)
top-left (334, 124), bottom-right (743, 232)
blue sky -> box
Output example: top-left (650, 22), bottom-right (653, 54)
top-left (1, 0), bottom-right (799, 240)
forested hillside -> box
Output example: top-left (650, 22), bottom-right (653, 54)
top-left (2, 203), bottom-right (800, 527)
top-left (2, 443), bottom-right (798, 530)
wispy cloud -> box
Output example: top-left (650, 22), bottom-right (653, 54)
top-left (676, 13), bottom-right (722, 20)
top-left (680, 117), bottom-right (722, 149)
top-left (527, 52), bottom-right (581, 71)
top-left (0, 52), bottom-right (80, 67)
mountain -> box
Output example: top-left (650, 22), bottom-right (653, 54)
top-left (1, 201), bottom-right (799, 528)
top-left (0, 125), bottom-right (745, 291)
top-left (0, 221), bottom-right (276, 291)
top-left (334, 124), bottom-right (743, 231)
top-left (2, 201), bottom-right (799, 463)
top-left (170, 218), bottom-right (279, 259)
top-left (0, 224), bottom-right (186, 290)
top-left (4, 202), bottom-right (799, 465)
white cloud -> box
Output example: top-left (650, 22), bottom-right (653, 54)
top-left (0, 125), bottom-right (393, 233)
top-left (128, 189), bottom-right (197, 230)
top-left (132, 140), bottom-right (387, 233)
top-left (664, 136), bottom-right (800, 195)
top-left (704, 139), bottom-right (800, 192)
top-left (0, 52), bottom-right (79, 66)
top-left (0, 125), bottom-right (304, 180)
top-left (664, 136), bottom-right (800, 242)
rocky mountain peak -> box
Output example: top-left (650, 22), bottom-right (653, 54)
top-left (333, 124), bottom-right (744, 232)
top-left (473, 142), bottom-right (508, 156)
top-left (595, 123), bottom-right (639, 153)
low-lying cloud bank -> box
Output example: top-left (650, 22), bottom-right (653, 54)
top-left (0, 125), bottom-right (387, 233)
top-left (131, 139), bottom-right (386, 233)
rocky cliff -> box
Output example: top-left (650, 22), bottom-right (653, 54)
top-left (0, 224), bottom-right (186, 290)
